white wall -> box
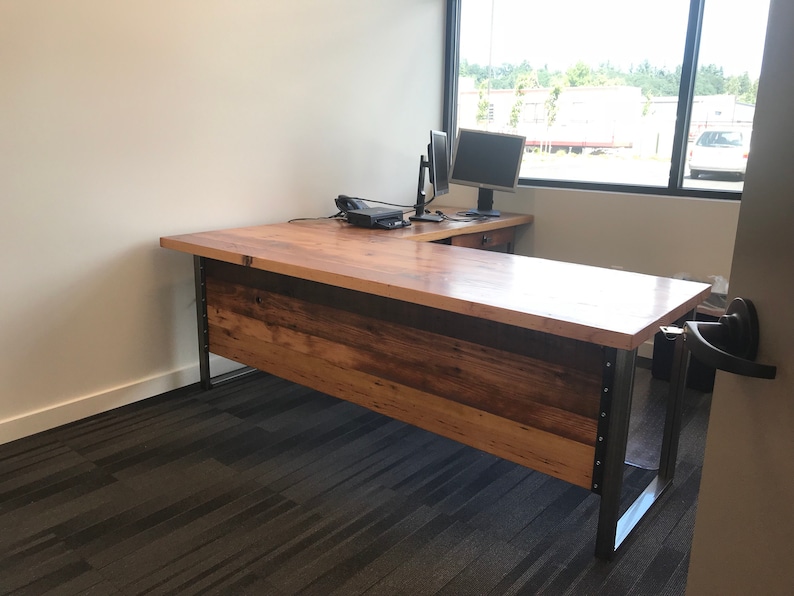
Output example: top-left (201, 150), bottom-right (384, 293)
top-left (524, 189), bottom-right (738, 281)
top-left (445, 186), bottom-right (739, 280)
top-left (0, 0), bottom-right (446, 443)
top-left (0, 0), bottom-right (741, 445)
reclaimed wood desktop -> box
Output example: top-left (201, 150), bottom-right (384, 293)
top-left (160, 215), bottom-right (709, 558)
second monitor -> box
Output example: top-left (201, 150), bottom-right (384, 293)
top-left (450, 129), bottom-right (526, 217)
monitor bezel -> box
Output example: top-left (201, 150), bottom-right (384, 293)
top-left (449, 128), bottom-right (526, 193)
top-left (410, 130), bottom-right (450, 222)
top-left (429, 129), bottom-right (450, 197)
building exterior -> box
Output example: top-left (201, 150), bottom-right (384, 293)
top-left (458, 79), bottom-right (755, 157)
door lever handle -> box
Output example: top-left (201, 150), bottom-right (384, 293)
top-left (683, 297), bottom-right (777, 379)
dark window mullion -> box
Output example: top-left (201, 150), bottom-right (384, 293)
top-left (443, 0), bottom-right (462, 156)
top-left (669, 0), bottom-right (705, 189)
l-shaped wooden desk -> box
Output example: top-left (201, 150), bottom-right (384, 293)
top-left (161, 210), bottom-right (710, 558)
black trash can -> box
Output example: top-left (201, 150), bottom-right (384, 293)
top-left (651, 294), bottom-right (727, 392)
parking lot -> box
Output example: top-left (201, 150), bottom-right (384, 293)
top-left (521, 152), bottom-right (744, 193)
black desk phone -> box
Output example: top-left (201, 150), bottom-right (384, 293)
top-left (335, 195), bottom-right (369, 212)
top-left (335, 195), bottom-right (410, 229)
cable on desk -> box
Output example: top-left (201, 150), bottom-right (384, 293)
top-left (288, 213), bottom-right (346, 223)
top-left (440, 211), bottom-right (489, 222)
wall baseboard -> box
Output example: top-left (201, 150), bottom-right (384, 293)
top-left (0, 356), bottom-right (245, 447)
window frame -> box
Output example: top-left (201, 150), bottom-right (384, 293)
top-left (443, 0), bottom-right (743, 201)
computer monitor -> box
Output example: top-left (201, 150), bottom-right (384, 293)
top-left (429, 130), bottom-right (450, 197)
top-left (411, 130), bottom-right (449, 223)
top-left (450, 129), bottom-right (526, 217)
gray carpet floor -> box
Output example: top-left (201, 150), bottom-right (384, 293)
top-left (0, 364), bottom-right (712, 595)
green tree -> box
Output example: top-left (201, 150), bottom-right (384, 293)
top-left (694, 63), bottom-right (725, 95)
top-left (746, 78), bottom-right (760, 104)
top-left (642, 91), bottom-right (654, 117)
top-left (459, 58), bottom-right (489, 86)
top-left (537, 66), bottom-right (555, 87)
top-left (543, 84), bottom-right (562, 153)
top-left (545, 84), bottom-right (562, 127)
top-left (460, 58), bottom-right (760, 118)
top-left (623, 61), bottom-right (680, 97)
top-left (566, 61), bottom-right (593, 87)
top-left (476, 81), bottom-right (490, 123)
top-left (509, 73), bottom-right (536, 128)
top-left (726, 72), bottom-right (758, 103)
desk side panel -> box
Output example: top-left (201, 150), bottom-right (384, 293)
top-left (205, 260), bottom-right (603, 489)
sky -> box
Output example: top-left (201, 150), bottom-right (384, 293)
top-left (460, 0), bottom-right (771, 80)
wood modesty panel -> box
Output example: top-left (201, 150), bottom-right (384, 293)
top-left (205, 259), bottom-right (604, 489)
top-left (161, 221), bottom-right (711, 351)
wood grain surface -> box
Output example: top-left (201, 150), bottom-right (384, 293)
top-left (205, 259), bottom-right (601, 488)
top-left (161, 219), bottom-right (710, 350)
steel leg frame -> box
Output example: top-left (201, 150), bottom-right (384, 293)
top-left (193, 256), bottom-right (257, 390)
top-left (194, 256), bottom-right (212, 390)
top-left (594, 312), bottom-right (692, 559)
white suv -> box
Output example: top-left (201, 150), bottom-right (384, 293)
top-left (688, 129), bottom-right (751, 180)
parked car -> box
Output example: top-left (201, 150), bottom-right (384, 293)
top-left (688, 129), bottom-right (751, 179)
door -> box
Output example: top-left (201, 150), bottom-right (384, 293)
top-left (686, 0), bottom-right (794, 593)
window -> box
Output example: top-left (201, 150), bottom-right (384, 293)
top-left (445, 0), bottom-right (771, 198)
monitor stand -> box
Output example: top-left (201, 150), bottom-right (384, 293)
top-left (466, 188), bottom-right (500, 217)
top-left (410, 154), bottom-right (444, 222)
top-left (410, 212), bottom-right (444, 222)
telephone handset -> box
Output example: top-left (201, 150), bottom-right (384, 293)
top-left (335, 195), bottom-right (369, 212)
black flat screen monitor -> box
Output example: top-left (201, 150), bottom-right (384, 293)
top-left (429, 130), bottom-right (450, 197)
top-left (450, 129), bottom-right (526, 217)
top-left (411, 130), bottom-right (449, 222)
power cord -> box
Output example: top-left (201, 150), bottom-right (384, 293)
top-left (287, 212), bottom-right (346, 223)
top-left (338, 193), bottom-right (445, 214)
top-left (442, 210), bottom-right (488, 222)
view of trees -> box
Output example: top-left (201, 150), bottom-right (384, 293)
top-left (460, 59), bottom-right (760, 105)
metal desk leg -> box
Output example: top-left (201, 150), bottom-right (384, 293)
top-left (193, 256), bottom-right (212, 390)
top-left (595, 347), bottom-right (636, 559)
top-left (594, 314), bottom-right (692, 559)
top-left (659, 317), bottom-right (691, 481)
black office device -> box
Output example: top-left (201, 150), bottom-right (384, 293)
top-left (346, 207), bottom-right (410, 230)
top-left (450, 129), bottom-right (526, 217)
top-left (335, 195), bottom-right (369, 213)
top-left (411, 130), bottom-right (449, 223)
